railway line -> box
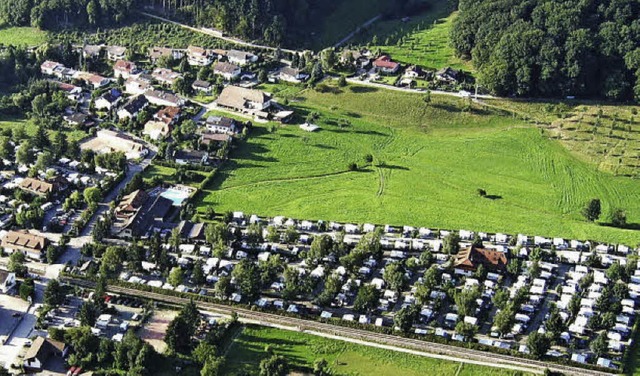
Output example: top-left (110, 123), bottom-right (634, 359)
top-left (64, 277), bottom-right (616, 376)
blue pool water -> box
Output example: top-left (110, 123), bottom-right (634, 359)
top-left (160, 188), bottom-right (191, 206)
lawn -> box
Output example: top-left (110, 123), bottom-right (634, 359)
top-left (195, 82), bottom-right (640, 245)
top-left (0, 117), bottom-right (87, 143)
top-left (141, 164), bottom-right (208, 187)
top-left (353, 1), bottom-right (472, 72)
top-left (0, 25), bottom-right (47, 46)
top-left (223, 325), bottom-right (532, 376)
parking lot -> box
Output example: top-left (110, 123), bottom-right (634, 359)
top-left (0, 294), bottom-right (30, 342)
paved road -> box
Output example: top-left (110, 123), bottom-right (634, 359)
top-left (140, 12), bottom-right (299, 55)
top-left (334, 14), bottom-right (383, 48)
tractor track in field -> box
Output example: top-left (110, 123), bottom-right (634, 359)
top-left (215, 169), bottom-right (356, 191)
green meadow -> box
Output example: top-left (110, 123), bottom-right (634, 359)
top-left (223, 325), bottom-right (532, 376)
top-left (195, 83), bottom-right (640, 245)
top-left (0, 25), bottom-right (47, 47)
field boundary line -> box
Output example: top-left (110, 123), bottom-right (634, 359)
top-left (215, 169), bottom-right (357, 191)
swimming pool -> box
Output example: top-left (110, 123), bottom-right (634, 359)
top-left (160, 188), bottom-right (191, 206)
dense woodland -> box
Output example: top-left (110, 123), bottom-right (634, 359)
top-left (0, 0), bottom-right (424, 47)
top-left (451, 0), bottom-right (640, 100)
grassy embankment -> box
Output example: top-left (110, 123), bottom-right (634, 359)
top-left (223, 325), bottom-right (533, 376)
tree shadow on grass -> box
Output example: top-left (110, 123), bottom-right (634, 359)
top-left (599, 222), bottom-right (640, 231)
top-left (483, 195), bottom-right (503, 200)
top-left (313, 144), bottom-right (337, 150)
top-left (378, 163), bottom-right (410, 171)
top-left (349, 86), bottom-right (378, 94)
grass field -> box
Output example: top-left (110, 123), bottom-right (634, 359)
top-left (0, 117), bottom-right (87, 143)
top-left (224, 325), bottom-right (532, 376)
top-left (141, 164), bottom-right (208, 187)
top-left (353, 2), bottom-right (472, 72)
top-left (195, 83), bottom-right (640, 244)
top-left (0, 25), bottom-right (47, 46)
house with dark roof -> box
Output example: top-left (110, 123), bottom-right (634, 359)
top-left (1, 230), bottom-right (49, 261)
top-left (192, 80), bottom-right (212, 93)
top-left (373, 55), bottom-right (400, 74)
top-left (117, 195), bottom-right (174, 238)
top-left (453, 246), bottom-right (508, 275)
top-left (174, 150), bottom-right (209, 165)
top-left (95, 89), bottom-right (123, 110)
top-left (436, 67), bottom-right (462, 83)
top-left (64, 113), bottom-right (92, 128)
top-left (205, 116), bottom-right (237, 134)
top-left (117, 95), bottom-right (149, 120)
top-left (23, 336), bottom-right (68, 372)
top-left (176, 220), bottom-right (206, 242)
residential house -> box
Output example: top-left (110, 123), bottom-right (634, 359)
top-left (152, 68), bottom-right (183, 86)
top-left (149, 47), bottom-right (184, 63)
top-left (192, 80), bottom-right (212, 93)
top-left (174, 150), bottom-right (209, 165)
top-left (187, 45), bottom-right (213, 66)
top-left (373, 55), bottom-right (400, 74)
top-left (64, 113), bottom-right (92, 128)
top-left (113, 60), bottom-right (138, 79)
top-left (40, 61), bottom-right (61, 76)
top-left (117, 95), bottom-right (149, 120)
top-left (436, 67), bottom-right (461, 83)
top-left (340, 49), bottom-right (371, 69)
top-left (1, 230), bottom-right (49, 261)
top-left (56, 82), bottom-right (83, 101)
top-left (213, 61), bottom-right (241, 80)
top-left (227, 49), bottom-right (258, 66)
top-left (116, 189), bottom-right (149, 220)
top-left (95, 89), bottom-right (123, 110)
top-left (154, 106), bottom-right (181, 126)
top-left (106, 46), bottom-right (127, 61)
top-left (205, 116), bottom-right (237, 134)
top-left (200, 133), bottom-right (231, 148)
top-left (404, 65), bottom-right (427, 79)
top-left (75, 72), bottom-right (110, 89)
top-left (0, 269), bottom-right (16, 293)
top-left (125, 77), bottom-right (152, 95)
top-left (278, 66), bottom-right (309, 83)
top-left (117, 195), bottom-right (173, 238)
top-left (453, 246), bottom-right (508, 275)
top-left (23, 337), bottom-right (68, 372)
top-left (144, 89), bottom-right (184, 107)
top-left (19, 177), bottom-right (68, 198)
top-left (143, 120), bottom-right (172, 140)
top-left (216, 85), bottom-right (272, 113)
top-left (83, 45), bottom-right (102, 60)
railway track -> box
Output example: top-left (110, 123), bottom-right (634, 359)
top-left (64, 278), bottom-right (616, 376)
